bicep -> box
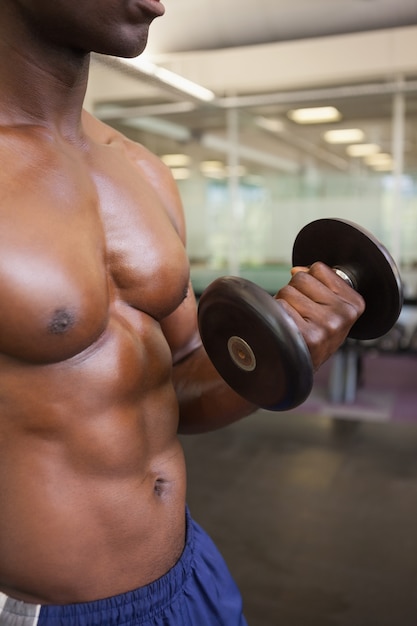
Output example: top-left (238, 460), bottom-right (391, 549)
top-left (160, 281), bottom-right (202, 365)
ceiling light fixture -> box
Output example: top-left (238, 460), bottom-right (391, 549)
top-left (170, 168), bottom-right (191, 180)
top-left (287, 106), bottom-right (342, 124)
top-left (161, 154), bottom-right (191, 167)
top-left (255, 116), bottom-right (285, 133)
top-left (346, 143), bottom-right (381, 157)
top-left (118, 56), bottom-right (216, 103)
top-left (199, 161), bottom-right (226, 179)
top-left (372, 164), bottom-right (393, 172)
top-left (323, 128), bottom-right (365, 144)
top-left (364, 153), bottom-right (393, 166)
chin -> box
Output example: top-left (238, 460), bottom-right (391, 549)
top-left (95, 25), bottom-right (150, 59)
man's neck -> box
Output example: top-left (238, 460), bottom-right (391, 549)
top-left (0, 21), bottom-right (90, 141)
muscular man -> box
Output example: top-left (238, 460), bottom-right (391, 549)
top-left (0, 1), bottom-right (365, 624)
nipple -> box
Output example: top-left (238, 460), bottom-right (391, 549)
top-left (48, 308), bottom-right (76, 335)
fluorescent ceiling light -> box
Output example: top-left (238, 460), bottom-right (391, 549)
top-left (161, 154), bottom-right (191, 167)
top-left (170, 168), bottom-right (191, 180)
top-left (119, 57), bottom-right (216, 103)
top-left (372, 163), bottom-right (393, 172)
top-left (200, 160), bottom-right (226, 179)
top-left (198, 161), bottom-right (247, 179)
top-left (347, 143), bottom-right (380, 157)
top-left (200, 160), bottom-right (224, 172)
top-left (364, 153), bottom-right (393, 166)
top-left (287, 106), bottom-right (342, 124)
top-left (255, 116), bottom-right (285, 133)
top-left (201, 170), bottom-right (226, 180)
top-left (323, 128), bottom-right (365, 144)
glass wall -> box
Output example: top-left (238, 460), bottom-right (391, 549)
top-left (96, 78), bottom-right (417, 298)
top-left (161, 88), bottom-right (416, 298)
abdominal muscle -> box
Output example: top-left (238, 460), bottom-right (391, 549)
top-left (0, 307), bottom-right (187, 605)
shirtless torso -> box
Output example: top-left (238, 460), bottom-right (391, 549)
top-left (0, 0), bottom-right (365, 610)
top-left (0, 113), bottom-right (194, 604)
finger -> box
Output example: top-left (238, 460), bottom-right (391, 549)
top-left (276, 292), bottom-right (355, 371)
top-left (290, 262), bottom-right (365, 312)
top-left (278, 270), bottom-right (340, 311)
top-left (290, 265), bottom-right (309, 276)
top-left (275, 264), bottom-right (365, 370)
top-left (278, 273), bottom-right (364, 332)
top-left (305, 262), bottom-right (353, 293)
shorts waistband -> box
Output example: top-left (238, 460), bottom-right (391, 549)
top-left (0, 507), bottom-right (194, 626)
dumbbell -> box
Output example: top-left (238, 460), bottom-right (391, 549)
top-left (197, 218), bottom-right (403, 411)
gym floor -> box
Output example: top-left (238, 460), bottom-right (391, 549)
top-left (180, 353), bottom-right (417, 626)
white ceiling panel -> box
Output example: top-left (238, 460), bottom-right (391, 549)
top-left (146, 0), bottom-right (417, 55)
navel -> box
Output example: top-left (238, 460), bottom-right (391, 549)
top-left (154, 478), bottom-right (167, 497)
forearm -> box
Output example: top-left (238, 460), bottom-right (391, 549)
top-left (166, 260), bottom-right (365, 433)
top-left (172, 344), bottom-right (257, 434)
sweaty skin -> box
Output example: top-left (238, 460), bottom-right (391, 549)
top-left (0, 0), bottom-right (365, 607)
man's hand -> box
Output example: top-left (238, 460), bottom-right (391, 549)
top-left (275, 262), bottom-right (365, 371)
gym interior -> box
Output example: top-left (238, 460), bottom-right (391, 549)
top-left (85, 3), bottom-right (417, 624)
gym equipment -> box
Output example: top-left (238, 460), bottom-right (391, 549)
top-left (198, 218), bottom-right (403, 411)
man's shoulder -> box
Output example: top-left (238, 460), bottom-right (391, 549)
top-left (82, 109), bottom-right (185, 236)
top-left (82, 109), bottom-right (169, 175)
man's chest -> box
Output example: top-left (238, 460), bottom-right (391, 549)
top-left (0, 144), bottom-right (189, 363)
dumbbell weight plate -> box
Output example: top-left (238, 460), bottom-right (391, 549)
top-left (292, 218), bottom-right (403, 340)
top-left (198, 276), bottom-right (313, 410)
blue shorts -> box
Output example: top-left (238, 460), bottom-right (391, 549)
top-left (0, 508), bottom-right (247, 626)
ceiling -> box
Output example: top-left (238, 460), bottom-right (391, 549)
top-left (146, 0), bottom-right (417, 55)
top-left (88, 0), bottom-right (417, 178)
